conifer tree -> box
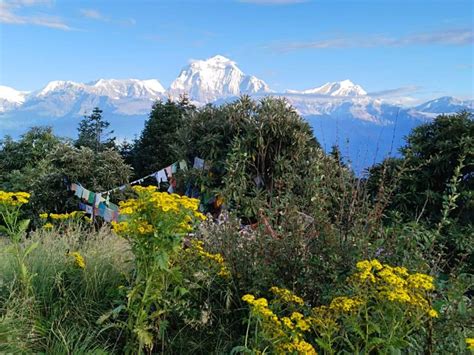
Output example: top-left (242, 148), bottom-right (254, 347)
top-left (130, 96), bottom-right (194, 177)
top-left (76, 107), bottom-right (115, 152)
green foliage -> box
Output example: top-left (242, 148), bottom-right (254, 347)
top-left (76, 107), bottom-right (115, 152)
top-left (0, 127), bottom-right (63, 184)
top-left (367, 112), bottom-right (474, 274)
top-left (368, 111), bottom-right (473, 225)
top-left (130, 97), bottom-right (194, 177)
top-left (240, 260), bottom-right (440, 354)
top-left (222, 97), bottom-right (320, 219)
top-left (0, 128), bottom-right (131, 224)
top-left (0, 100), bottom-right (473, 354)
top-left (0, 222), bottom-right (131, 353)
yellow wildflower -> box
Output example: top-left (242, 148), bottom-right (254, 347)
top-left (43, 222), bottom-right (53, 229)
top-left (329, 296), bottom-right (364, 313)
top-left (466, 338), bottom-right (474, 350)
top-left (68, 251), bottom-right (85, 269)
top-left (0, 191), bottom-right (30, 206)
top-left (407, 273), bottom-right (435, 291)
top-left (270, 286), bottom-right (304, 305)
top-left (281, 317), bottom-right (294, 330)
top-left (242, 294), bottom-right (255, 303)
top-left (279, 339), bottom-right (317, 354)
top-left (190, 240), bottom-right (231, 278)
top-left (39, 213), bottom-right (49, 219)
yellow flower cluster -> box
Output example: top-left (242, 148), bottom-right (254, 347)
top-left (353, 259), bottom-right (437, 317)
top-left (190, 240), bottom-right (231, 278)
top-left (113, 186), bottom-right (206, 238)
top-left (284, 312), bottom-right (311, 332)
top-left (242, 294), bottom-right (283, 337)
top-left (121, 186), bottom-right (205, 219)
top-left (278, 339), bottom-right (317, 355)
top-left (68, 251), bottom-right (86, 269)
top-left (270, 286), bottom-right (305, 306)
top-left (329, 296), bottom-right (364, 313)
top-left (466, 338), bottom-right (474, 350)
top-left (111, 219), bottom-right (156, 235)
top-left (43, 222), bottom-right (54, 229)
top-left (242, 293), bottom-right (317, 354)
top-left (309, 305), bottom-right (339, 332)
top-left (48, 211), bottom-right (84, 220)
top-left (0, 191), bottom-right (30, 206)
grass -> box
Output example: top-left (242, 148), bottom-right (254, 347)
top-left (0, 223), bottom-right (132, 353)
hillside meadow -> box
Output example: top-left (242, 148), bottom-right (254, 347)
top-left (0, 97), bottom-right (473, 354)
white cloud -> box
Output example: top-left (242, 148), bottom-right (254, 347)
top-left (9, 0), bottom-right (52, 5)
top-left (79, 8), bottom-right (135, 26)
top-left (368, 86), bottom-right (422, 98)
top-left (80, 8), bottom-right (104, 20)
top-left (271, 29), bottom-right (474, 52)
top-left (118, 17), bottom-right (136, 26)
top-left (0, 0), bottom-right (72, 30)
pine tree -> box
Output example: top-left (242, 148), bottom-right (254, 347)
top-left (130, 97), bottom-right (194, 177)
top-left (76, 107), bottom-right (115, 152)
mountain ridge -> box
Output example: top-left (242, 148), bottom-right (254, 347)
top-left (1, 54), bottom-right (471, 119)
top-left (1, 55), bottom-right (472, 173)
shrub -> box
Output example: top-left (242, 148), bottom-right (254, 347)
top-left (240, 259), bottom-right (440, 354)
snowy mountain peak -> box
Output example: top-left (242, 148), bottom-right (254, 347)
top-left (169, 55), bottom-right (271, 103)
top-left (288, 80), bottom-right (367, 97)
top-left (415, 96), bottom-right (473, 113)
top-left (89, 78), bottom-right (165, 99)
top-left (205, 54), bottom-right (234, 64)
top-left (0, 85), bottom-right (28, 104)
top-left (37, 80), bottom-right (84, 96)
top-left (0, 85), bottom-right (29, 113)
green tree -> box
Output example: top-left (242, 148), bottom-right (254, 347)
top-left (221, 96), bottom-right (321, 218)
top-left (76, 107), bottom-right (115, 152)
top-left (131, 97), bottom-right (194, 177)
top-left (0, 127), bottom-right (131, 225)
top-left (368, 111), bottom-right (473, 225)
top-left (0, 127), bottom-right (64, 189)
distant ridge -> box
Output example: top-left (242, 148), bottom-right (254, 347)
top-left (1, 55), bottom-right (472, 172)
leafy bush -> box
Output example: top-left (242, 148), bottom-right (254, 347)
top-left (240, 260), bottom-right (441, 354)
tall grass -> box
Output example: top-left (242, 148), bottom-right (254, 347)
top-left (0, 223), bottom-right (132, 353)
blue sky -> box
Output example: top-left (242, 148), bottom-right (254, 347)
top-left (0, 0), bottom-right (473, 101)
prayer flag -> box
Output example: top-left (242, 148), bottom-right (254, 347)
top-left (108, 202), bottom-right (119, 212)
top-left (179, 160), bottom-right (188, 171)
top-left (104, 208), bottom-right (114, 222)
top-left (194, 157), bottom-right (204, 170)
top-left (155, 169), bottom-right (168, 183)
top-left (88, 191), bottom-right (95, 205)
top-left (94, 193), bottom-right (103, 208)
top-left (75, 185), bottom-right (83, 198)
top-left (85, 205), bottom-right (93, 215)
top-left (98, 202), bottom-right (106, 217)
top-left (81, 188), bottom-right (90, 201)
top-left (171, 162), bottom-right (178, 174)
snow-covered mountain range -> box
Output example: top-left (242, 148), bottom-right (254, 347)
top-left (287, 79), bottom-right (367, 97)
top-left (1, 55), bottom-right (472, 171)
top-left (169, 55), bottom-right (271, 102)
top-left (1, 55), bottom-right (471, 120)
